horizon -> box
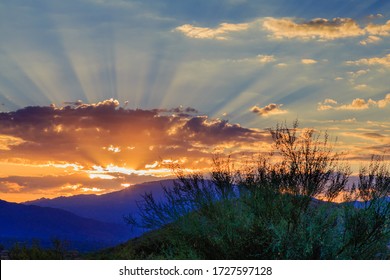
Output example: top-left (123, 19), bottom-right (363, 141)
top-left (1, 0), bottom-right (390, 203)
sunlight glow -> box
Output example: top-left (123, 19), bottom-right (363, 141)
top-left (1, 0), bottom-right (390, 202)
top-left (0, 135), bottom-right (25, 150)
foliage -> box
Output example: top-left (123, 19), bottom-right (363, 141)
top-left (8, 239), bottom-right (77, 260)
top-left (125, 121), bottom-right (390, 259)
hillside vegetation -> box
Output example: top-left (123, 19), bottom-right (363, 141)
top-left (95, 121), bottom-right (390, 260)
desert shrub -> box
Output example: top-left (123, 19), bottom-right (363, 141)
top-left (127, 121), bottom-right (390, 259)
top-left (8, 239), bottom-right (70, 260)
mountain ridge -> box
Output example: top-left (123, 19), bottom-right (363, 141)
top-left (23, 179), bottom-right (175, 227)
top-left (0, 199), bottom-right (130, 251)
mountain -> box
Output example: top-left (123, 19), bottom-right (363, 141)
top-left (24, 179), bottom-right (174, 227)
top-left (0, 199), bottom-right (130, 251)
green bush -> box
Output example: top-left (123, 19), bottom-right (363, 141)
top-left (8, 239), bottom-right (71, 260)
top-left (127, 121), bottom-right (390, 259)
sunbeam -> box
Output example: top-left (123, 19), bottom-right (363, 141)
top-left (1, 0), bottom-right (390, 202)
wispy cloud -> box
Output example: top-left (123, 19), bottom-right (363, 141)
top-left (354, 84), bottom-right (369, 91)
top-left (301, 58), bottom-right (318, 64)
top-left (360, 35), bottom-right (382, 45)
top-left (258, 54), bottom-right (276, 64)
top-left (0, 135), bottom-right (25, 151)
top-left (174, 22), bottom-right (250, 40)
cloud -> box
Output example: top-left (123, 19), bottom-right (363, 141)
top-left (318, 94), bottom-right (390, 111)
top-left (342, 132), bottom-right (387, 142)
top-left (275, 63), bottom-right (288, 68)
top-left (0, 171), bottom-right (160, 199)
top-left (340, 98), bottom-right (371, 110)
top-left (347, 69), bottom-right (370, 78)
top-left (0, 99), bottom-right (277, 200)
top-left (0, 99), bottom-right (270, 168)
top-left (0, 135), bottom-right (26, 150)
top-left (362, 132), bottom-right (385, 138)
top-left (173, 17), bottom-right (390, 43)
top-left (365, 20), bottom-right (390, 36)
top-left (324, 98), bottom-right (337, 104)
top-left (346, 54), bottom-right (390, 67)
top-left (250, 103), bottom-right (287, 116)
top-left (257, 54), bottom-right (276, 64)
top-left (156, 106), bottom-right (199, 117)
top-left (366, 14), bottom-right (384, 20)
top-left (262, 17), bottom-right (390, 43)
top-left (174, 22), bottom-right (250, 40)
top-left (359, 35), bottom-right (382, 45)
top-left (377, 93), bottom-right (390, 108)
top-left (354, 84), bottom-right (368, 91)
top-left (262, 17), bottom-right (365, 40)
top-left (301, 58), bottom-right (318, 64)
top-left (317, 98), bottom-right (338, 111)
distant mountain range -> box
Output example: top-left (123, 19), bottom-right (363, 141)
top-left (1, 179), bottom-right (175, 251)
top-left (24, 179), bottom-right (173, 224)
top-left (0, 199), bottom-right (130, 251)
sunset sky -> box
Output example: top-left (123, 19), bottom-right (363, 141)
top-left (0, 0), bottom-right (390, 202)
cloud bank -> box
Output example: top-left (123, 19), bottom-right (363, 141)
top-left (0, 99), bottom-right (271, 200)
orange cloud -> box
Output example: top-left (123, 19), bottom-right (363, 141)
top-left (0, 100), bottom-right (273, 201)
top-left (0, 101), bottom-right (268, 165)
top-left (263, 17), bottom-right (390, 44)
top-left (0, 135), bottom-right (25, 150)
top-left (263, 17), bottom-right (365, 40)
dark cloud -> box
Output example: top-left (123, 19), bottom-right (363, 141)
top-left (0, 100), bottom-right (272, 200)
top-left (0, 100), bottom-right (270, 167)
top-left (250, 103), bottom-right (287, 116)
top-left (182, 116), bottom-right (263, 144)
top-left (155, 106), bottom-right (199, 117)
top-left (63, 100), bottom-right (84, 106)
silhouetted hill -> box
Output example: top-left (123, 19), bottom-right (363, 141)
top-left (24, 179), bottom-right (174, 224)
top-left (0, 199), bottom-right (130, 251)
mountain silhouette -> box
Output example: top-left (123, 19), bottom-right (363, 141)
top-left (24, 179), bottom-right (174, 236)
top-left (0, 199), bottom-right (130, 251)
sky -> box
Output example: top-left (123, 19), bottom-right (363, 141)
top-left (0, 0), bottom-right (390, 202)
